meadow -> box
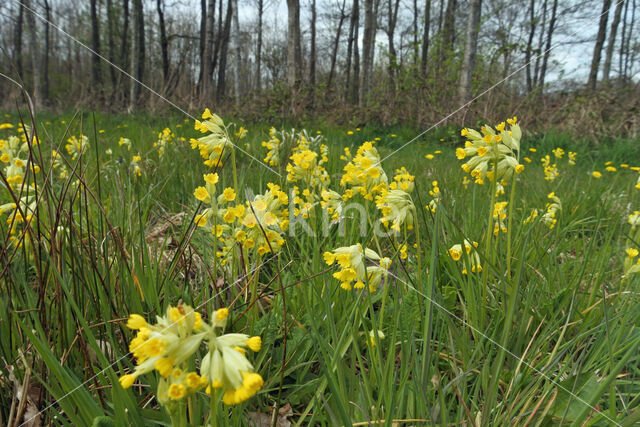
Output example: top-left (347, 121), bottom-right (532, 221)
top-left (2, 107), bottom-right (640, 426)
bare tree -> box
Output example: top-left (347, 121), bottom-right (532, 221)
top-left (157, 0), bottom-right (170, 83)
top-left (310, 0), bottom-right (317, 85)
top-left (129, 0), bottom-right (145, 109)
top-left (538, 0), bottom-right (557, 91)
top-left (198, 0), bottom-right (207, 88)
top-left (24, 0), bottom-right (41, 108)
top-left (533, 0), bottom-right (547, 88)
top-left (216, 0), bottom-right (233, 101)
top-left (385, 0), bottom-right (400, 91)
top-left (90, 0), bottom-right (102, 88)
top-left (420, 0), bottom-right (431, 76)
top-left (232, 0), bottom-right (241, 102)
top-left (328, 0), bottom-right (347, 88)
top-left (603, 0), bottom-right (625, 81)
top-left (345, 0), bottom-right (360, 103)
top-left (286, 0), bottom-right (302, 88)
top-left (43, 0), bottom-right (51, 101)
top-left (120, 0), bottom-right (130, 100)
top-left (459, 0), bottom-right (481, 103)
top-left (256, 0), bottom-right (264, 90)
top-left (106, 0), bottom-right (118, 88)
top-left (441, 0), bottom-right (456, 55)
top-left (14, 1), bottom-right (24, 77)
top-left (525, 0), bottom-right (536, 92)
top-left (587, 0), bottom-right (612, 90)
top-left (360, 0), bottom-right (376, 104)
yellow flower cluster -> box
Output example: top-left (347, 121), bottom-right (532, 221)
top-left (262, 127), bottom-right (281, 166)
top-left (389, 167), bottom-right (415, 192)
top-left (457, 117), bottom-right (523, 185)
top-left (191, 108), bottom-right (233, 167)
top-left (320, 189), bottom-right (344, 222)
top-left (541, 155), bottom-right (559, 181)
top-left (130, 155), bottom-right (143, 177)
top-left (285, 130), bottom-right (330, 219)
top-left (324, 244), bottom-right (391, 291)
top-left (119, 305), bottom-right (264, 406)
top-left (118, 137), bottom-right (132, 151)
top-left (154, 127), bottom-right (174, 158)
top-left (542, 192), bottom-right (561, 229)
top-left (427, 180), bottom-right (440, 213)
top-left (375, 187), bottom-right (416, 232)
top-left (340, 141), bottom-right (388, 201)
top-left (65, 134), bottom-right (89, 160)
top-left (492, 201), bottom-right (508, 236)
top-left (447, 240), bottom-right (482, 274)
top-left (1, 135), bottom-right (34, 187)
top-left (194, 174), bottom-right (288, 265)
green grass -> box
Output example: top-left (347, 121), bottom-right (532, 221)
top-left (2, 109), bottom-right (640, 426)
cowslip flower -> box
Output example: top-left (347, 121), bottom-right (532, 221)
top-left (447, 240), bottom-right (482, 274)
top-left (493, 201), bottom-right (508, 236)
top-left (65, 135), bottom-right (89, 160)
top-left (375, 187), bottom-right (416, 232)
top-left (324, 244), bottom-right (391, 291)
top-left (192, 108), bottom-right (233, 167)
top-left (119, 305), bottom-right (264, 407)
top-left (541, 155), bottom-right (559, 181)
top-left (389, 167), bottom-right (415, 193)
top-left (457, 118), bottom-right (523, 185)
top-left (262, 127), bottom-right (282, 166)
top-left (199, 308), bottom-right (264, 405)
top-left (542, 192), bottom-right (561, 229)
top-left (118, 305), bottom-right (207, 389)
top-left (341, 141), bottom-right (388, 201)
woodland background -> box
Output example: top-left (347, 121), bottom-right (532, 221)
top-left (0, 0), bottom-right (639, 138)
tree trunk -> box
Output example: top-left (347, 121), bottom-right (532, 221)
top-left (232, 0), bottom-right (241, 102)
top-left (538, 0), bottom-right (557, 91)
top-left (90, 0), bottom-right (102, 88)
top-left (587, 0), bottom-right (612, 90)
top-left (420, 0), bottom-right (431, 76)
top-left (106, 0), bottom-right (118, 88)
top-left (129, 0), bottom-right (145, 110)
top-left (623, 0), bottom-right (636, 80)
top-left (360, 0), bottom-right (376, 104)
top-left (603, 0), bottom-right (625, 81)
top-left (458, 0), bottom-right (481, 103)
top-left (310, 0), bottom-right (317, 85)
top-left (43, 0), bottom-right (51, 101)
top-left (525, 0), bottom-right (536, 92)
top-left (345, 0), bottom-right (360, 103)
top-left (328, 0), bottom-right (347, 88)
top-left (198, 0), bottom-right (207, 88)
top-left (533, 0), bottom-right (547, 88)
top-left (157, 0), bottom-right (170, 83)
top-left (386, 0), bottom-right (400, 91)
top-left (286, 0), bottom-right (302, 88)
top-left (119, 0), bottom-right (130, 101)
top-left (619, 0), bottom-right (629, 79)
top-left (216, 0), bottom-right (233, 102)
top-left (256, 0), bottom-right (264, 90)
top-left (14, 1), bottom-right (24, 77)
top-left (413, 0), bottom-right (418, 63)
top-left (24, 0), bottom-right (41, 108)
top-left (442, 0), bottom-right (456, 54)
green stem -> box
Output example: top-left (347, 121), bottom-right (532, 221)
top-left (480, 170), bottom-right (498, 326)
top-left (505, 175), bottom-right (518, 279)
